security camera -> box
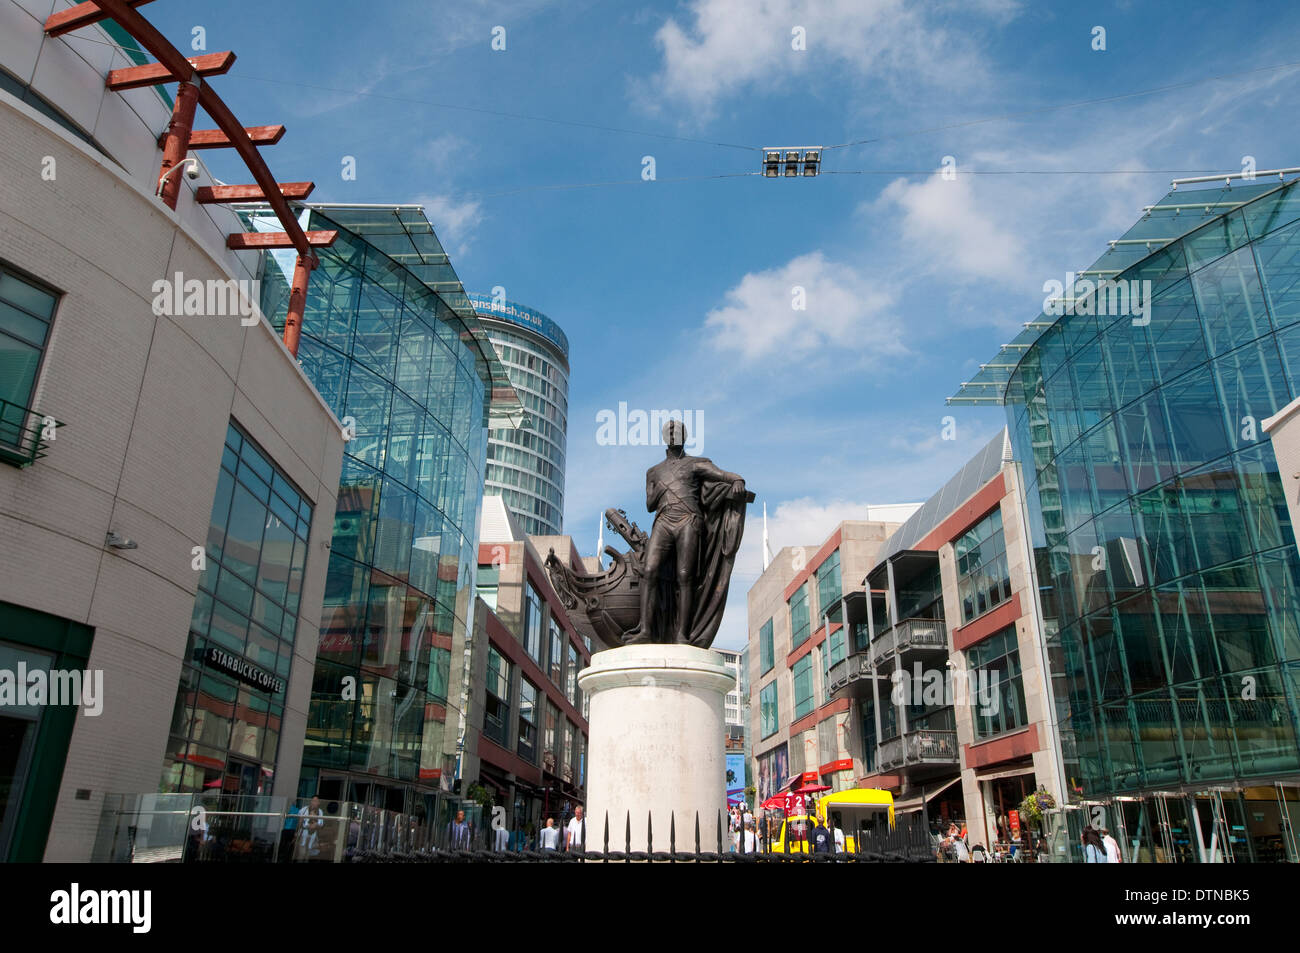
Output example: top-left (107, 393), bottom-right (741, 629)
top-left (155, 157), bottom-right (201, 196)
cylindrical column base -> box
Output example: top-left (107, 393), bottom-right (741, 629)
top-left (577, 644), bottom-right (734, 853)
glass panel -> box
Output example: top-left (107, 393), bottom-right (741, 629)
top-left (1215, 338), bottom-right (1289, 453)
top-left (0, 302), bottom-right (48, 347)
top-left (1254, 218), bottom-right (1300, 330)
top-left (1191, 243), bottom-right (1271, 357)
top-left (1148, 278), bottom-right (1207, 384)
top-left (1235, 445), bottom-right (1295, 553)
top-left (1243, 182), bottom-right (1300, 241)
top-left (0, 335), bottom-right (40, 410)
top-left (0, 271), bottom-right (56, 319)
top-left (1183, 209), bottom-right (1250, 272)
top-left (1161, 365), bottom-right (1231, 472)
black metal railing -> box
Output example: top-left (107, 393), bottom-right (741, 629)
top-left (356, 810), bottom-right (936, 863)
top-left (95, 795), bottom-right (936, 863)
top-left (828, 652), bottom-right (872, 695)
top-left (878, 729), bottom-right (959, 770)
top-left (0, 397), bottom-right (63, 468)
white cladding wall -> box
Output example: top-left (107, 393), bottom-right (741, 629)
top-left (0, 16), bottom-right (344, 861)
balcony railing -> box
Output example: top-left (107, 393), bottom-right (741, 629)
top-left (869, 617), bottom-right (947, 665)
top-left (0, 398), bottom-right (63, 468)
top-left (896, 617), bottom-right (947, 652)
top-left (877, 729), bottom-right (959, 771)
top-left (828, 652), bottom-right (873, 695)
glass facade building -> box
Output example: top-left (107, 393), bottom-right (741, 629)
top-left (252, 205), bottom-right (523, 814)
top-left (468, 295), bottom-right (569, 537)
top-left (163, 421), bottom-right (312, 795)
top-left (953, 178), bottom-right (1300, 861)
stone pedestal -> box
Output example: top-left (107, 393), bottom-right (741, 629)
top-left (578, 644), bottom-right (734, 852)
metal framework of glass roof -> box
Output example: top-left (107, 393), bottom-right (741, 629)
top-left (239, 202), bottom-right (527, 430)
top-left (948, 177), bottom-right (1294, 406)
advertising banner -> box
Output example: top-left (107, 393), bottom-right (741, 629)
top-left (726, 752), bottom-right (746, 804)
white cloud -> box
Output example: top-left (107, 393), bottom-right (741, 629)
top-left (647, 0), bottom-right (997, 117)
top-left (703, 251), bottom-right (905, 363)
top-left (414, 193), bottom-right (484, 257)
top-left (421, 134), bottom-right (475, 175)
top-left (876, 171), bottom-right (1031, 288)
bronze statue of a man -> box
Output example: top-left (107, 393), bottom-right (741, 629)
top-left (624, 420), bottom-right (752, 647)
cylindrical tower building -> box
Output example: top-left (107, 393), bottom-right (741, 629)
top-left (469, 294), bottom-right (569, 536)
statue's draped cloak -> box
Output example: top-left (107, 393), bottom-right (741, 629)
top-left (652, 479), bottom-right (750, 647)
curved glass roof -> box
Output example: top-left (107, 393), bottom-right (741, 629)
top-left (948, 177), bottom-right (1294, 406)
top-left (238, 203), bottom-right (526, 429)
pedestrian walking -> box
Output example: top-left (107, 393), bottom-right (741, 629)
top-left (1081, 825), bottom-right (1107, 863)
top-left (446, 809), bottom-right (471, 850)
top-left (539, 816), bottom-right (561, 850)
top-left (811, 817), bottom-right (833, 854)
top-left (1101, 828), bottom-right (1123, 863)
top-left (829, 814), bottom-right (846, 853)
top-left (565, 805), bottom-right (586, 851)
top-left (295, 795), bottom-right (325, 861)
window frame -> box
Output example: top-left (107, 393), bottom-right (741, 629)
top-left (759, 681), bottom-right (779, 739)
top-left (792, 654), bottom-right (815, 720)
top-left (517, 676), bottom-right (539, 762)
top-left (966, 626), bottom-right (1029, 741)
top-left (0, 261), bottom-right (61, 447)
top-left (956, 507), bottom-right (1013, 625)
top-left (759, 618), bottom-right (774, 674)
top-left (484, 646), bottom-right (512, 747)
top-left (789, 583), bottom-right (811, 649)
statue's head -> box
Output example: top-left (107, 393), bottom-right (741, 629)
top-left (662, 419), bottom-right (687, 449)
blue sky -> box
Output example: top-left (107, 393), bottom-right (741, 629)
top-left (149, 0), bottom-right (1300, 649)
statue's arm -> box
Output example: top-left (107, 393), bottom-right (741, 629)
top-left (696, 458), bottom-right (744, 487)
top-left (646, 471), bottom-right (660, 512)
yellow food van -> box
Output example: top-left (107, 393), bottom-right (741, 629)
top-left (770, 789), bottom-right (895, 853)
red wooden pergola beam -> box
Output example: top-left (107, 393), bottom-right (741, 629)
top-left (196, 182), bottom-right (315, 204)
top-left (173, 125), bottom-right (286, 150)
top-left (226, 231), bottom-right (337, 250)
top-left (44, 0), bottom-right (154, 37)
top-left (106, 50), bottom-right (236, 91)
top-left (90, 0), bottom-right (315, 264)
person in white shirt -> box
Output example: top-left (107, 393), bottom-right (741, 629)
top-left (565, 805), bottom-right (586, 851)
top-left (741, 819), bottom-right (758, 852)
top-left (539, 817), bottom-right (561, 850)
top-left (1101, 828), bottom-right (1123, 863)
top-left (296, 796), bottom-right (325, 861)
top-left (494, 822), bottom-right (510, 851)
top-left (830, 818), bottom-right (846, 853)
